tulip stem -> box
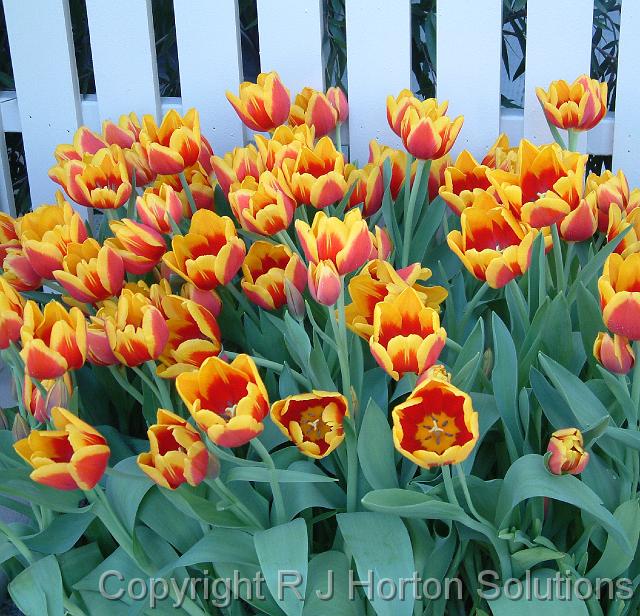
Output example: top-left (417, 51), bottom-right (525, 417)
top-left (131, 364), bottom-right (163, 404)
top-left (332, 280), bottom-right (353, 410)
top-left (225, 283), bottom-right (261, 327)
top-left (441, 464), bottom-right (459, 507)
top-left (563, 241), bottom-right (576, 289)
top-left (146, 361), bottom-right (174, 410)
top-left (276, 231), bottom-right (300, 257)
top-left (550, 224), bottom-right (564, 291)
top-left (547, 121), bottom-right (567, 150)
top-left (179, 171), bottom-right (198, 215)
top-left (224, 350), bottom-right (311, 389)
top-left (107, 365), bottom-right (144, 405)
top-left (568, 128), bottom-right (579, 152)
top-left (455, 464), bottom-right (490, 526)
top-left (631, 342), bottom-right (640, 415)
top-left (458, 282), bottom-right (490, 337)
top-left (207, 477), bottom-right (265, 529)
top-left (401, 158), bottom-right (428, 268)
top-left (251, 438), bottom-right (286, 526)
top-left (334, 122), bottom-right (342, 154)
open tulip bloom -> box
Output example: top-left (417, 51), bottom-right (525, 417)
top-left (2, 71), bottom-right (640, 616)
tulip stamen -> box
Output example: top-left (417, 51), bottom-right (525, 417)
top-left (222, 403), bottom-right (238, 419)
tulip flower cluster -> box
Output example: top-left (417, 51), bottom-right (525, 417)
top-left (2, 70), bottom-right (640, 616)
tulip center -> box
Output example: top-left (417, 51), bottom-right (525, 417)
top-left (414, 411), bottom-right (460, 454)
top-left (222, 403), bottom-right (238, 419)
top-left (299, 406), bottom-right (330, 442)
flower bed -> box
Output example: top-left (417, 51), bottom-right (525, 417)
top-left (0, 72), bottom-right (638, 615)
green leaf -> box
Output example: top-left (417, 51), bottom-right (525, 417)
top-left (541, 294), bottom-right (573, 367)
top-left (453, 317), bottom-right (485, 373)
top-left (495, 455), bottom-right (631, 555)
top-left (168, 485), bottom-right (250, 528)
top-left (576, 282), bottom-right (604, 368)
top-left (337, 512), bottom-right (415, 616)
top-left (227, 466), bottom-right (338, 483)
top-left (357, 399), bottom-right (399, 490)
top-left (530, 367), bottom-right (575, 429)
top-left (303, 551), bottom-right (360, 616)
top-left (9, 555), bottom-right (63, 616)
top-left (408, 196), bottom-right (446, 263)
top-left (280, 461), bottom-right (345, 519)
top-left (255, 519), bottom-right (309, 616)
top-left (26, 510), bottom-right (95, 554)
top-left (284, 312), bottom-right (312, 372)
top-left (105, 456), bottom-right (154, 532)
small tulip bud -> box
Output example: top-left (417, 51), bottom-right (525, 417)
top-left (12, 414), bottom-right (30, 442)
top-left (547, 428), bottom-right (589, 475)
top-left (285, 278), bottom-right (305, 320)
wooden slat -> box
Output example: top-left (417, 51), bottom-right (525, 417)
top-left (613, 1), bottom-right (640, 184)
top-left (257, 0), bottom-right (324, 95)
top-left (0, 104), bottom-right (15, 215)
top-left (3, 0), bottom-right (82, 206)
top-left (345, 0), bottom-right (411, 164)
top-left (523, 0), bottom-right (592, 150)
top-left (174, 0), bottom-right (243, 155)
top-left (85, 0), bottom-right (160, 122)
top-left (437, 0), bottom-right (502, 158)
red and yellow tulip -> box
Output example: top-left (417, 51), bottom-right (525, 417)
top-left (598, 252), bottom-right (640, 340)
top-left (139, 108), bottom-right (202, 175)
top-left (369, 288), bottom-right (446, 381)
top-left (368, 141), bottom-right (407, 200)
top-left (86, 317), bottom-right (119, 367)
top-left (137, 409), bottom-right (210, 489)
top-left (439, 150), bottom-right (492, 216)
top-left (587, 169), bottom-right (640, 232)
top-left (0, 212), bottom-right (19, 262)
top-left (289, 87), bottom-right (338, 138)
top-left (481, 134), bottom-right (518, 171)
top-left (593, 332), bottom-right (635, 375)
top-left (392, 370), bottom-right (479, 468)
top-left (0, 276), bottom-right (24, 349)
top-left (228, 170), bottom-right (297, 236)
top-left (345, 163), bottom-right (384, 217)
top-left (102, 113), bottom-right (141, 148)
top-left (23, 373), bottom-right (72, 424)
top-left (536, 75), bottom-right (607, 131)
top-left (154, 162), bottom-right (215, 214)
top-left (227, 71), bottom-right (291, 133)
top-left (211, 144), bottom-right (264, 196)
top-left (271, 391), bottom-right (348, 459)
top-left (255, 125), bottom-right (314, 173)
top-left (163, 209), bottom-right (246, 290)
top-left (176, 354), bottom-right (270, 448)
top-left (136, 184), bottom-right (184, 233)
top-left (20, 301), bottom-right (87, 380)
top-left (547, 428), bottom-right (589, 475)
top-left (14, 407), bottom-right (109, 490)
top-left (241, 241), bottom-right (306, 310)
top-left (107, 219), bottom-right (167, 275)
top-left (180, 282), bottom-right (222, 318)
top-left (2, 249), bottom-right (43, 291)
top-left (326, 87), bottom-right (348, 123)
top-left (53, 126), bottom-right (108, 163)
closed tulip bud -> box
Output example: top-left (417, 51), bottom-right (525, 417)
top-left (326, 87), bottom-right (349, 123)
top-left (226, 71), bottom-right (291, 132)
top-left (107, 219), bottom-right (167, 276)
top-left (86, 318), bottom-right (119, 367)
top-left (290, 87), bottom-right (338, 138)
top-left (155, 163), bottom-right (215, 215)
top-left (211, 144), bottom-right (264, 196)
top-left (586, 169), bottom-right (640, 232)
top-left (346, 163), bottom-right (384, 217)
top-left (370, 226), bottom-right (392, 261)
top-left (285, 278), bottom-right (305, 320)
top-left (180, 283), bottom-right (223, 318)
top-left (102, 113), bottom-right (141, 148)
top-left (23, 373), bottom-right (72, 423)
top-left (482, 349), bottom-right (494, 378)
top-left (139, 109), bottom-right (202, 175)
top-left (368, 141), bottom-right (407, 200)
top-left (122, 143), bottom-right (156, 187)
top-left (12, 414), bottom-right (30, 442)
top-left (599, 253), bottom-right (640, 340)
top-left (136, 184), bottom-right (184, 234)
top-left (308, 260), bottom-right (342, 306)
top-left (593, 332), bottom-right (635, 375)
top-left (547, 428), bottom-right (589, 475)
top-left (536, 76), bottom-right (607, 132)
top-left (53, 126), bottom-right (108, 163)
top-left (2, 249), bottom-right (43, 291)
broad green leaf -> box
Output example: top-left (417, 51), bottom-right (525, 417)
top-left (167, 485), bottom-right (250, 528)
top-left (337, 512), bottom-right (415, 616)
top-left (357, 399), bottom-right (399, 490)
top-left (26, 510), bottom-right (95, 554)
top-left (9, 554), bottom-right (63, 616)
top-left (227, 466), bottom-right (338, 483)
top-left (530, 367), bottom-right (576, 428)
top-left (408, 195), bottom-right (446, 264)
top-left (511, 546), bottom-right (565, 578)
top-left (255, 519), bottom-right (309, 616)
top-left (105, 456), bottom-right (154, 532)
top-left (303, 551), bottom-right (360, 616)
top-left (576, 282), bottom-right (604, 368)
top-left (452, 317), bottom-right (484, 374)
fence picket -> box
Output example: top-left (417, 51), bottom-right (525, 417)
top-left (85, 0), bottom-right (160, 123)
top-left (345, 0), bottom-right (411, 163)
top-left (174, 0), bottom-right (244, 154)
top-left (523, 0), bottom-right (593, 151)
top-left (437, 0), bottom-right (502, 159)
top-left (257, 0), bottom-right (325, 96)
top-left (0, 100), bottom-right (15, 215)
top-left (612, 0), bottom-right (640, 186)
top-left (3, 0), bottom-right (81, 206)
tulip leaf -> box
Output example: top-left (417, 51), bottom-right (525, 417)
top-left (281, 461), bottom-right (345, 519)
top-left (255, 518), bottom-right (308, 616)
top-left (603, 426), bottom-right (640, 450)
top-left (491, 313), bottom-right (523, 451)
top-left (337, 512), bottom-right (415, 616)
top-left (495, 455), bottom-right (631, 555)
top-left (9, 554), bottom-right (63, 616)
top-left (541, 294), bottom-right (573, 368)
top-left (105, 456), bottom-right (154, 532)
top-left (357, 399), bottom-right (399, 490)
top-left (25, 510), bottom-right (95, 555)
top-left (381, 158), bottom-right (401, 251)
top-left (505, 279), bottom-right (529, 345)
top-left (227, 466), bottom-right (339, 483)
top-left (576, 282), bottom-right (604, 367)
top-left (453, 316), bottom-right (485, 373)
top-left (408, 195), bottom-right (446, 264)
top-left (283, 312), bottom-right (312, 372)
top-left (530, 366), bottom-right (576, 429)
top-left (597, 366), bottom-right (636, 426)
top-left (303, 551), bottom-right (361, 616)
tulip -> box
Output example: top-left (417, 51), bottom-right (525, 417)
top-left (271, 391), bottom-right (348, 459)
top-left (370, 226), bottom-right (392, 261)
top-left (176, 354), bottom-right (270, 448)
top-left (226, 71), bottom-right (291, 132)
top-left (488, 140), bottom-right (587, 228)
top-left (606, 205), bottom-right (640, 257)
top-left (307, 260), bottom-right (342, 306)
top-left (438, 150), bottom-right (492, 216)
top-left (136, 184), bottom-right (184, 233)
top-left (123, 142), bottom-right (156, 187)
top-left (180, 282), bottom-right (222, 318)
top-left (587, 169), bottom-right (640, 232)
top-left (100, 289), bottom-right (169, 366)
top-left (49, 145), bottom-right (132, 210)
top-left (428, 155), bottom-right (451, 202)
top-left (2, 249), bottom-right (43, 291)
top-left (369, 287), bottom-right (446, 381)
top-left (19, 194), bottom-right (88, 279)
top-left (345, 163), bottom-right (384, 217)
top-left (255, 125), bottom-right (314, 173)
top-left (345, 259), bottom-right (447, 339)
top-left (163, 210), bottom-right (246, 290)
top-left (296, 208), bottom-right (373, 275)
top-left (14, 407), bottom-right (110, 490)
top-left (53, 126), bottom-right (108, 163)
top-left (211, 144), bottom-right (264, 196)
top-left (137, 409), bottom-right (210, 489)
top-left (289, 87), bottom-right (338, 137)
top-left (547, 428), bottom-right (589, 475)
top-left (0, 212), bottom-right (19, 262)
top-left (53, 239), bottom-right (124, 304)
top-left (368, 141), bottom-right (407, 200)
top-left (86, 318), bottom-right (119, 366)
top-left (20, 301), bottom-right (87, 380)
top-left (481, 134), bottom-right (518, 171)
top-left (23, 373), bottom-right (72, 423)
top-left (0, 276), bottom-right (25, 349)
top-left (598, 252), bottom-right (640, 340)
top-left (284, 137), bottom-right (347, 209)
top-left (102, 113), bottom-right (141, 148)
top-left (155, 162), bottom-right (215, 214)
top-left (559, 191), bottom-right (598, 243)
top-left (228, 170), bottom-right (297, 236)
top-left (386, 89), bottom-right (421, 136)
top-left (593, 332), bottom-right (635, 375)
top-left (536, 76), bottom-right (607, 131)
top-left (139, 108), bottom-right (202, 175)
top-left (326, 87), bottom-right (348, 123)
top-left (106, 219), bottom-right (167, 275)
top-left (392, 371), bottom-right (479, 468)
top-left (241, 241), bottom-right (306, 310)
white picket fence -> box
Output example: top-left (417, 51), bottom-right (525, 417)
top-left (0, 0), bottom-right (639, 217)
